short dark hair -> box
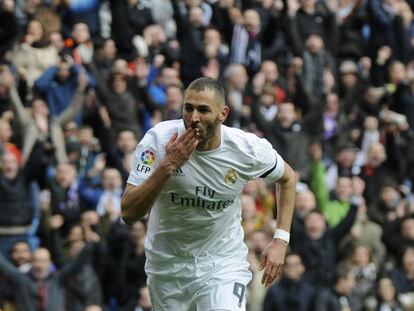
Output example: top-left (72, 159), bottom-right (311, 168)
top-left (187, 77), bottom-right (226, 106)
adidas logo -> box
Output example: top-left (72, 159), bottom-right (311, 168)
top-left (172, 167), bottom-right (185, 177)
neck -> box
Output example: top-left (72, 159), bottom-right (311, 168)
top-left (196, 126), bottom-right (222, 151)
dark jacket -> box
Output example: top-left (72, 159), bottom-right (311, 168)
top-left (0, 244), bottom-right (94, 311)
top-left (314, 287), bottom-right (361, 311)
top-left (0, 143), bottom-right (45, 227)
top-left (290, 204), bottom-right (358, 287)
top-left (263, 276), bottom-right (316, 311)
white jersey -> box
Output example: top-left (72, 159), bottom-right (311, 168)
top-left (127, 120), bottom-right (285, 274)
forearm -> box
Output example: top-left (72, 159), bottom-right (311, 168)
top-left (275, 163), bottom-right (296, 233)
top-left (9, 86), bottom-right (32, 126)
top-left (121, 161), bottom-right (175, 224)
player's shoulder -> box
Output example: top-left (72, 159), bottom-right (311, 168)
top-left (146, 119), bottom-right (185, 143)
top-left (222, 125), bottom-right (269, 153)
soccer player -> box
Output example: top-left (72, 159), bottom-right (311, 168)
top-left (121, 77), bottom-right (296, 310)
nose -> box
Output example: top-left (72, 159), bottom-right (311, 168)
top-left (191, 110), bottom-right (201, 123)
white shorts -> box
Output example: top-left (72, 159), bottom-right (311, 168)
top-left (146, 255), bottom-right (251, 311)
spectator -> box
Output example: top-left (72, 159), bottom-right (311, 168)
top-left (263, 252), bottom-right (316, 311)
top-left (0, 143), bottom-right (45, 255)
top-left (364, 277), bottom-right (404, 311)
top-left (310, 142), bottom-right (356, 227)
top-left (313, 266), bottom-right (360, 310)
top-left (12, 19), bottom-right (58, 90)
top-left (389, 246), bottom-right (414, 294)
top-left (0, 244), bottom-right (94, 311)
top-left (290, 201), bottom-right (358, 287)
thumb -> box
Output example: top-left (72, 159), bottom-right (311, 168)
top-left (259, 252), bottom-right (267, 271)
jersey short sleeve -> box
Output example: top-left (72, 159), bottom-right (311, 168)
top-left (249, 135), bottom-right (285, 183)
top-left (127, 129), bottom-right (161, 186)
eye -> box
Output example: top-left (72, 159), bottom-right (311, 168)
top-left (184, 106), bottom-right (193, 112)
top-left (198, 107), bottom-right (210, 114)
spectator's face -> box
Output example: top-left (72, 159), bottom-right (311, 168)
top-left (64, 122), bottom-right (78, 139)
top-left (338, 273), bottom-right (356, 295)
top-left (401, 219), bottom-right (414, 240)
top-left (68, 240), bottom-right (85, 258)
top-left (335, 177), bottom-right (353, 201)
top-left (78, 127), bottom-right (93, 145)
top-left (72, 23), bottom-right (90, 44)
top-left (325, 93), bottom-right (339, 115)
top-left (27, 20), bottom-right (43, 41)
top-left (260, 61), bottom-right (278, 82)
top-left (305, 34), bottom-right (323, 54)
top-left (144, 25), bottom-right (166, 47)
top-left (1, 152), bottom-right (19, 180)
top-left (243, 10), bottom-right (261, 33)
top-left (336, 149), bottom-right (356, 168)
top-left (379, 186), bottom-right (400, 207)
top-left (102, 39), bottom-right (117, 60)
top-left (32, 248), bottom-right (52, 280)
top-left (56, 164), bottom-right (76, 188)
top-left (204, 29), bottom-right (221, 48)
top-left (31, 99), bottom-right (49, 117)
top-left (56, 62), bottom-right (71, 82)
top-left (295, 190), bottom-right (316, 217)
top-left (283, 254), bottom-right (305, 281)
top-left (66, 225), bottom-right (83, 244)
top-left (161, 68), bottom-right (180, 87)
top-left (305, 212), bottom-right (326, 239)
top-left (249, 231), bottom-right (270, 254)
top-left (277, 103), bottom-right (296, 128)
top-left (389, 62), bottom-right (406, 84)
top-left (229, 66), bottom-right (248, 91)
top-left (117, 130), bottom-right (137, 153)
top-left (112, 75), bottom-right (127, 94)
top-left (259, 93), bottom-right (274, 107)
top-left (166, 86), bottom-right (183, 111)
top-left (352, 246), bottom-right (370, 267)
top-left (189, 7), bottom-right (204, 27)
top-left (49, 32), bottom-right (64, 51)
top-left (112, 59), bottom-right (129, 75)
top-left (402, 248), bottom-right (414, 274)
top-left (0, 120), bottom-right (12, 143)
top-left (367, 143), bottom-right (386, 167)
top-left (364, 87), bottom-right (381, 105)
top-left (10, 242), bottom-right (32, 267)
top-left (378, 278), bottom-right (397, 303)
top-left (102, 168), bottom-right (122, 191)
top-left (340, 72), bottom-right (358, 89)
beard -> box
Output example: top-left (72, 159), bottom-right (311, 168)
top-left (183, 118), bottom-right (221, 145)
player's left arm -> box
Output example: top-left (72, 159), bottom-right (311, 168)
top-left (260, 161), bottom-right (296, 288)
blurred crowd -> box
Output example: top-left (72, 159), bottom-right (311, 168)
top-left (0, 0), bottom-right (414, 310)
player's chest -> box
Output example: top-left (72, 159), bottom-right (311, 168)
top-left (164, 156), bottom-right (246, 197)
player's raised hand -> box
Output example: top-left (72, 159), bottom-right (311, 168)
top-left (260, 239), bottom-right (288, 287)
top-left (164, 128), bottom-right (199, 169)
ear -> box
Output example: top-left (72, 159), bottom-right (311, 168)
top-left (219, 106), bottom-right (229, 123)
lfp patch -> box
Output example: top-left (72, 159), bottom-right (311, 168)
top-left (140, 149), bottom-right (156, 165)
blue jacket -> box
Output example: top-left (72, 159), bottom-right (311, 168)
top-left (34, 65), bottom-right (95, 120)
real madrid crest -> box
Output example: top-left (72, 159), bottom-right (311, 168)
top-left (224, 168), bottom-right (237, 185)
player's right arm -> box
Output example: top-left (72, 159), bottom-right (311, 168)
top-left (121, 128), bottom-right (199, 224)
